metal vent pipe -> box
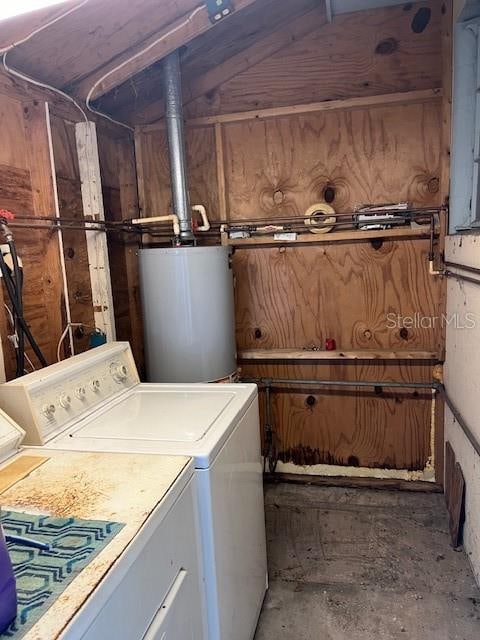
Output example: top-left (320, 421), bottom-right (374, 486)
top-left (162, 50), bottom-right (193, 242)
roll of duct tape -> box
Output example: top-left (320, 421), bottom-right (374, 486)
top-left (304, 203), bottom-right (336, 234)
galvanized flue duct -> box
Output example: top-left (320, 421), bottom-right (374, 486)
top-left (162, 50), bottom-right (193, 243)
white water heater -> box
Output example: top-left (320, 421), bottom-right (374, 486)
top-left (139, 245), bottom-right (237, 382)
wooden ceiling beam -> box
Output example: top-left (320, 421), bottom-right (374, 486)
top-left (74, 0), bottom-right (262, 103)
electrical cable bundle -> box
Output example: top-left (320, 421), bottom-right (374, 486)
top-left (0, 211), bottom-right (47, 377)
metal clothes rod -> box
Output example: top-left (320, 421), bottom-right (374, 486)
top-left (8, 222), bottom-right (137, 234)
top-left (7, 214), bottom-right (130, 226)
top-left (444, 270), bottom-right (480, 287)
top-left (245, 375), bottom-right (480, 459)
top-left (242, 377), bottom-right (438, 390)
top-left (443, 261), bottom-right (480, 287)
top-left (440, 387), bottom-right (480, 458)
top-left (133, 206), bottom-right (443, 229)
top-left (444, 260), bottom-right (480, 276)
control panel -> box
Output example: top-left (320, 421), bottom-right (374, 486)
top-left (0, 342), bottom-right (139, 445)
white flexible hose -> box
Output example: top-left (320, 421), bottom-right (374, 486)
top-left (2, 2), bottom-right (207, 131)
top-left (1, 0), bottom-right (90, 122)
top-left (0, 0), bottom-right (90, 54)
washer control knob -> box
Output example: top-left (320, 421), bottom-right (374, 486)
top-left (110, 362), bottom-right (128, 383)
top-left (89, 379), bottom-right (101, 392)
top-left (75, 386), bottom-right (86, 400)
top-left (42, 403), bottom-right (56, 418)
top-left (58, 393), bottom-right (71, 409)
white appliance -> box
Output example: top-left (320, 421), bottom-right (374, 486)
top-left (139, 246), bottom-right (237, 383)
top-left (0, 408), bottom-right (205, 639)
top-left (0, 342), bottom-right (268, 640)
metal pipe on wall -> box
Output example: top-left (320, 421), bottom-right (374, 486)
top-left (440, 386), bottom-right (480, 458)
top-left (247, 376), bottom-right (480, 470)
top-left (442, 260), bottom-right (480, 287)
top-left (242, 377), bottom-right (437, 390)
top-left (251, 376), bottom-right (440, 476)
top-left (162, 50), bottom-right (193, 243)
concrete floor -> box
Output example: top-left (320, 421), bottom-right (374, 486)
top-left (255, 483), bottom-right (480, 640)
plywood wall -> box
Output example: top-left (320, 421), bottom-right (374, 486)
top-left (222, 101), bottom-right (442, 218)
top-left (135, 125), bottom-right (219, 220)
top-left (184, 1), bottom-right (441, 119)
top-left (50, 114), bottom-right (95, 357)
top-left (97, 131), bottom-right (145, 374)
top-left (242, 362), bottom-right (434, 471)
top-left (0, 90), bottom-right (64, 377)
top-left (135, 0), bottom-right (447, 476)
top-left (0, 70), bottom-right (142, 379)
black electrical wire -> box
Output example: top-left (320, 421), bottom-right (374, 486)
top-left (0, 250), bottom-right (48, 371)
top-left (0, 251), bottom-right (22, 376)
top-left (8, 241), bottom-right (25, 377)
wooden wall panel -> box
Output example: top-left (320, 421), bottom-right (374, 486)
top-left (0, 99), bottom-right (29, 169)
top-left (243, 361), bottom-right (433, 471)
top-left (137, 126), bottom-right (220, 221)
top-left (0, 166), bottom-right (34, 213)
top-left (233, 239), bottom-right (442, 354)
top-left (185, 1), bottom-right (441, 119)
top-left (0, 95), bottom-right (66, 376)
top-left (135, 128), bottom-right (171, 216)
top-left (0, 92), bottom-right (143, 380)
top-left (97, 132), bottom-right (144, 375)
top-left (51, 114), bottom-right (94, 357)
top-left (223, 101), bottom-right (442, 219)
top-left (22, 100), bottom-right (65, 367)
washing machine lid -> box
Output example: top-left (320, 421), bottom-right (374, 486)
top-left (72, 387), bottom-right (236, 441)
top-left (53, 384), bottom-right (258, 468)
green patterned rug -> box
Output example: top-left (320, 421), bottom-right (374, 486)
top-left (1, 510), bottom-right (124, 638)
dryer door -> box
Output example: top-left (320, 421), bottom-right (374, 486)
top-left (143, 569), bottom-right (196, 640)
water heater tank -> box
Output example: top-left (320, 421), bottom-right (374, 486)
top-left (139, 246), bottom-right (237, 382)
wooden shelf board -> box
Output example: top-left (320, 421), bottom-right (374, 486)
top-left (238, 349), bottom-right (440, 362)
top-left (226, 226), bottom-right (432, 247)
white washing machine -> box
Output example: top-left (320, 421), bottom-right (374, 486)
top-left (0, 342), bottom-right (268, 640)
top-left (0, 408), bottom-right (205, 639)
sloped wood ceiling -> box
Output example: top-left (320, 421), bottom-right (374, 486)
top-left (0, 0), bottom-right (266, 113)
top-left (184, 1), bottom-right (440, 119)
top-left (2, 0), bottom-right (203, 88)
top-left (0, 0), bottom-right (425, 127)
top-left (96, 0), bottom-right (440, 125)
top-left (93, 0), bottom-right (322, 122)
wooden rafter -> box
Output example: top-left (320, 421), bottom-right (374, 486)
top-left (93, 0), bottom-right (321, 124)
top-left (73, 0), bottom-right (264, 103)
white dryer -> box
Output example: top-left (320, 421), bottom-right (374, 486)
top-left (0, 342), bottom-right (268, 640)
top-left (0, 408), bottom-right (205, 639)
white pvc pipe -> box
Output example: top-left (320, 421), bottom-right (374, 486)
top-left (192, 204), bottom-right (210, 232)
top-left (131, 215), bottom-right (181, 236)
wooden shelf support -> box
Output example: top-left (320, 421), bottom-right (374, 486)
top-left (238, 349), bottom-right (440, 362)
